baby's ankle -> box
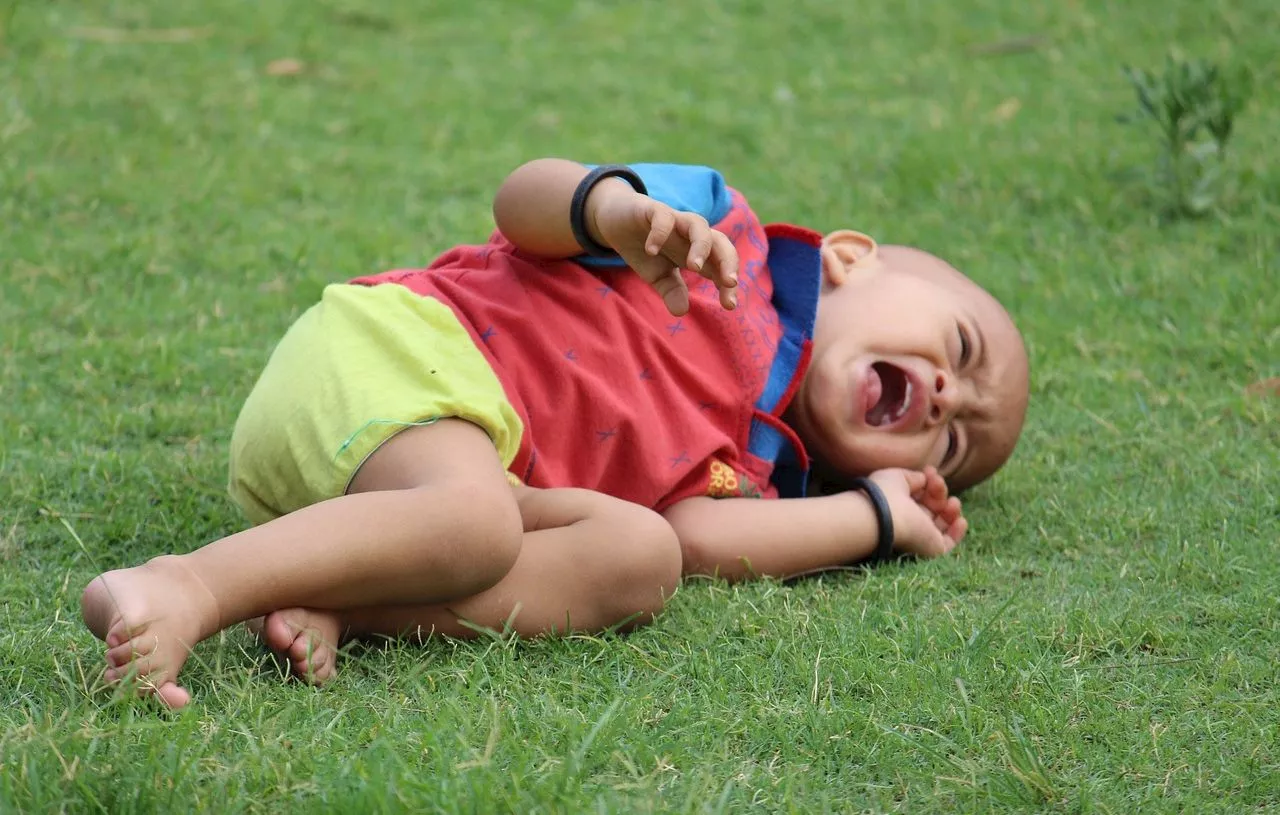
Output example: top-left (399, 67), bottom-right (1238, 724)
top-left (144, 554), bottom-right (224, 636)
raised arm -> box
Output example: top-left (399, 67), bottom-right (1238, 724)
top-left (492, 158), bottom-right (610, 258)
top-left (664, 468), bottom-right (968, 581)
top-left (492, 158), bottom-right (739, 315)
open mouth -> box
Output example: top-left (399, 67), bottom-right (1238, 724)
top-left (866, 361), bottom-right (912, 427)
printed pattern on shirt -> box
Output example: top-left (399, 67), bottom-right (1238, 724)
top-left (706, 459), bottom-right (764, 499)
top-left (348, 174), bottom-right (819, 511)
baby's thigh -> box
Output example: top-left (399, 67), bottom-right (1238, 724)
top-left (348, 418), bottom-right (512, 495)
top-left (228, 283), bottom-right (521, 524)
top-left (348, 418), bottom-right (525, 575)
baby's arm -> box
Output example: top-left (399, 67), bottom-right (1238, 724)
top-left (492, 158), bottom-right (739, 315)
top-left (664, 468), bottom-right (967, 580)
top-left (493, 158), bottom-right (619, 258)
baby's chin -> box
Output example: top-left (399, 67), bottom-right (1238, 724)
top-left (804, 456), bottom-right (888, 495)
top-left (810, 435), bottom-right (928, 479)
top-left (790, 406), bottom-right (932, 485)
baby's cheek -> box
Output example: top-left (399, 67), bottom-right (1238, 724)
top-left (823, 432), bottom-right (935, 476)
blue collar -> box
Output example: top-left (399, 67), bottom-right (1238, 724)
top-left (747, 224), bottom-right (823, 497)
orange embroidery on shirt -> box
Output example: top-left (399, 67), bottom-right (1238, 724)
top-left (707, 459), bottom-right (764, 498)
top-left (707, 460), bottom-right (740, 497)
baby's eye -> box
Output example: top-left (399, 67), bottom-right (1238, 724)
top-left (942, 427), bottom-right (958, 465)
top-left (958, 325), bottom-right (972, 367)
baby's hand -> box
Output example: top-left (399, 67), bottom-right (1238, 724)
top-left (866, 466), bottom-right (967, 558)
top-left (587, 182), bottom-right (739, 316)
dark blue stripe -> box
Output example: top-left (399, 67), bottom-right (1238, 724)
top-left (745, 232), bottom-right (823, 498)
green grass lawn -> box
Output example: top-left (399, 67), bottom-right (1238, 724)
top-left (2, 0), bottom-right (1277, 811)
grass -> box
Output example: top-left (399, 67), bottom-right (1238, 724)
top-left (1, 0), bottom-right (1277, 811)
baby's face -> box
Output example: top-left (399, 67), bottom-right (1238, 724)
top-left (785, 235), bottom-right (1029, 491)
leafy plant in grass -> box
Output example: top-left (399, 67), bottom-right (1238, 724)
top-left (0, 0), bottom-right (20, 46)
top-left (1122, 55), bottom-right (1252, 218)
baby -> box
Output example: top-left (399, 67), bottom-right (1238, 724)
top-left (81, 158), bottom-right (1029, 708)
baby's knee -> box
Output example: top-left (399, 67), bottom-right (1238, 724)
top-left (432, 479), bottom-right (523, 591)
top-left (599, 505), bottom-right (682, 627)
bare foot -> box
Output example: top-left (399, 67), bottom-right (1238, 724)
top-left (80, 556), bottom-right (221, 709)
top-left (248, 608), bottom-right (343, 685)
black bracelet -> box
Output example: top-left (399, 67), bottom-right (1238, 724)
top-left (569, 165), bottom-right (648, 257)
top-left (849, 477), bottom-right (895, 562)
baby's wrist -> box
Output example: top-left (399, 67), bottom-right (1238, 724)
top-left (825, 490), bottom-right (889, 563)
top-left (570, 165), bottom-right (647, 256)
top-left (584, 179), bottom-right (637, 249)
top-left (846, 478), bottom-right (896, 562)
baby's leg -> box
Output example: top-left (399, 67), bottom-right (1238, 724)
top-left (260, 485), bottom-right (682, 682)
top-left (81, 419), bottom-right (522, 708)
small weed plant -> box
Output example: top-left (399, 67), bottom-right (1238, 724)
top-left (1123, 55), bottom-right (1252, 218)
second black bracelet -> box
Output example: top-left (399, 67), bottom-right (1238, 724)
top-left (568, 164), bottom-right (649, 257)
top-left (849, 477), bottom-right (895, 562)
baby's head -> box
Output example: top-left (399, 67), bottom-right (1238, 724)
top-left (786, 231), bottom-right (1029, 492)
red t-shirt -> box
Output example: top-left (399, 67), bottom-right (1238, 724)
top-left (351, 164), bottom-right (822, 511)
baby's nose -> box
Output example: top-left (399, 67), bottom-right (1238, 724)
top-left (928, 371), bottom-right (959, 423)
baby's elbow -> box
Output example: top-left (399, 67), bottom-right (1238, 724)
top-left (667, 502), bottom-right (744, 581)
top-left (676, 533), bottom-right (713, 577)
top-left (665, 502), bottom-right (708, 571)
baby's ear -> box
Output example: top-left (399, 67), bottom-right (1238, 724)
top-left (821, 230), bottom-right (879, 286)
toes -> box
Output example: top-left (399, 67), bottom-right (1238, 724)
top-left (288, 633), bottom-right (314, 664)
top-left (288, 631), bottom-right (336, 684)
top-left (298, 653), bottom-right (335, 684)
top-left (313, 657), bottom-right (335, 683)
top-left (105, 631), bottom-right (161, 666)
top-left (263, 613), bottom-right (299, 654)
top-left (154, 681), bottom-right (192, 710)
top-left (106, 641), bottom-right (135, 668)
top-left (259, 610), bottom-right (341, 684)
top-left (105, 621), bottom-right (136, 650)
top-left (105, 664), bottom-right (191, 710)
top-left (106, 653), bottom-right (157, 683)
top-left (102, 631), bottom-right (190, 698)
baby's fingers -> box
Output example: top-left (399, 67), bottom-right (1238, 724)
top-left (645, 207), bottom-right (677, 256)
top-left (932, 495), bottom-right (967, 548)
top-left (893, 468), bottom-right (928, 501)
top-left (681, 216), bottom-right (733, 278)
top-left (679, 214), bottom-right (715, 270)
top-left (920, 466), bottom-right (951, 507)
top-left (647, 210), bottom-right (740, 311)
top-left (702, 232), bottom-right (739, 309)
top-left (649, 266), bottom-right (691, 316)
top-left (674, 217), bottom-right (738, 308)
top-left (932, 496), bottom-right (964, 534)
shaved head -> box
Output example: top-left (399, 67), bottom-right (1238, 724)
top-left (880, 245), bottom-right (1029, 489)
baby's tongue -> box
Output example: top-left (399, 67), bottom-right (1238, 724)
top-left (864, 366), bottom-right (883, 419)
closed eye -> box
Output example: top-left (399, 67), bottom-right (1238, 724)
top-left (958, 325), bottom-right (972, 368)
top-left (942, 427), bottom-right (959, 466)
